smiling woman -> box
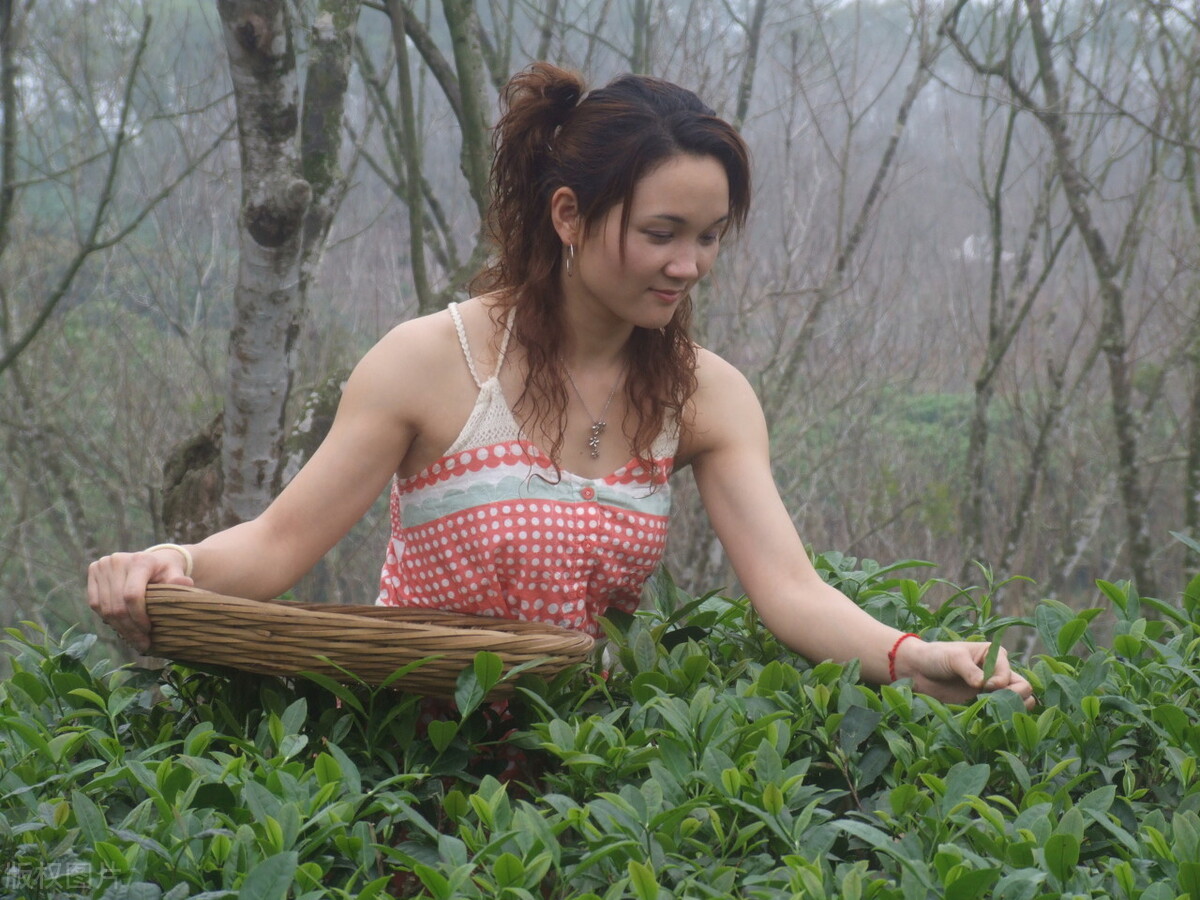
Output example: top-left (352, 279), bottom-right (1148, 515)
top-left (87, 62), bottom-right (1034, 712)
top-left (556, 154), bottom-right (730, 332)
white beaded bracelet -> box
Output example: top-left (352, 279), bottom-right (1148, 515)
top-left (143, 543), bottom-right (194, 578)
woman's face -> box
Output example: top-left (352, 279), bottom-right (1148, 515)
top-left (571, 153), bottom-right (730, 331)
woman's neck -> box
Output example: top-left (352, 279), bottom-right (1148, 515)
top-left (558, 278), bottom-right (634, 371)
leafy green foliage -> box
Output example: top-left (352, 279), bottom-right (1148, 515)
top-left (3, 557), bottom-right (1200, 897)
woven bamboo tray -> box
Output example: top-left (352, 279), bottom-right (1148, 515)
top-left (144, 584), bottom-right (595, 697)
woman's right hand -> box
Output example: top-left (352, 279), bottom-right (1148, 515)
top-left (87, 547), bottom-right (194, 652)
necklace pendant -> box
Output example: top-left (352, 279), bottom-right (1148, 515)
top-left (588, 421), bottom-right (605, 459)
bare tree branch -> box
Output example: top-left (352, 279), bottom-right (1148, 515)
top-left (0, 15), bottom-right (155, 377)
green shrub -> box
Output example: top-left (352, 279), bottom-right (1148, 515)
top-left (3, 555), bottom-right (1200, 898)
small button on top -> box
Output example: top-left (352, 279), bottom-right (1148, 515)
top-left (580, 486), bottom-right (596, 501)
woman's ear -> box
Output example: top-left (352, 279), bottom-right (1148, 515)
top-left (550, 186), bottom-right (582, 246)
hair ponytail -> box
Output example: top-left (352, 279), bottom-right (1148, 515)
top-left (487, 64), bottom-right (586, 290)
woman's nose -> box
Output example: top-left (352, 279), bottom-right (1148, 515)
top-left (665, 246), bottom-right (700, 280)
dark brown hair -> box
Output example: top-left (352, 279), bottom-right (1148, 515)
top-left (474, 62), bottom-right (752, 474)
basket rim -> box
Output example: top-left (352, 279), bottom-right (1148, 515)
top-left (140, 583), bottom-right (596, 694)
top-left (144, 583), bottom-right (595, 637)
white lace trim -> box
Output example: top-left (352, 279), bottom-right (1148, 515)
top-left (446, 302), bottom-right (522, 453)
top-left (444, 300), bottom-right (679, 460)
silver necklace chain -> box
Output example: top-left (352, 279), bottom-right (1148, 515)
top-left (562, 363), bottom-right (623, 459)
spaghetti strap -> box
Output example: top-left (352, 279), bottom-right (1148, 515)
top-left (448, 302), bottom-right (484, 388)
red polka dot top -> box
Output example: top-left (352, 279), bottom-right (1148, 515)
top-left (376, 303), bottom-right (678, 636)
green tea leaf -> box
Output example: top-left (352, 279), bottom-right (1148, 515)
top-left (838, 705), bottom-right (882, 753)
top-left (1178, 861), bottom-right (1200, 900)
top-left (981, 630), bottom-right (1004, 685)
top-left (238, 851), bottom-right (298, 900)
top-left (313, 752), bottom-right (341, 787)
top-left (631, 627), bottom-right (659, 675)
top-left (428, 719), bottom-right (458, 753)
top-left (473, 650), bottom-right (504, 695)
top-left (1056, 618), bottom-right (1088, 656)
top-left (70, 789), bottom-right (108, 844)
top-left (627, 859), bottom-right (659, 900)
top-left (443, 789), bottom-right (468, 822)
top-left (454, 666), bottom-right (485, 717)
top-left (296, 671), bottom-right (364, 714)
top-left (944, 762), bottom-right (990, 809)
top-left (493, 852), bottom-right (525, 888)
top-left (1185, 572), bottom-right (1200, 618)
top-left (1043, 833), bottom-right (1079, 885)
top-left (1034, 602), bottom-right (1071, 654)
top-left (1171, 529), bottom-right (1200, 557)
top-left (324, 742), bottom-right (362, 796)
top-left (837, 819), bottom-right (896, 852)
top-left (413, 863), bottom-right (452, 900)
top-left (946, 867), bottom-right (1000, 900)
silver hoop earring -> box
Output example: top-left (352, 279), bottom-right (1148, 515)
top-left (565, 243), bottom-right (575, 277)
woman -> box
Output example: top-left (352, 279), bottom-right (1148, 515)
top-left (88, 63), bottom-right (1034, 708)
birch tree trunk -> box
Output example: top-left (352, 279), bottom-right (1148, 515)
top-left (1189, 337), bottom-right (1200, 558)
top-left (215, 0), bottom-right (359, 526)
top-left (217, 0), bottom-right (309, 526)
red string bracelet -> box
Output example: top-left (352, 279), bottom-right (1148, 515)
top-left (888, 632), bottom-right (920, 682)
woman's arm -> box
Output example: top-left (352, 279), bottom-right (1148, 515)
top-left (683, 350), bottom-right (1034, 706)
top-left (88, 314), bottom-right (453, 649)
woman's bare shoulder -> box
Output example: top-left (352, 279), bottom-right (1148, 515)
top-left (693, 346), bottom-right (758, 401)
top-left (373, 296), bottom-right (505, 367)
top-left (339, 307), bottom-right (474, 425)
top-left (677, 347), bottom-right (766, 464)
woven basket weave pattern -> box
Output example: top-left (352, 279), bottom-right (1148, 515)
top-left (144, 584), bottom-right (595, 697)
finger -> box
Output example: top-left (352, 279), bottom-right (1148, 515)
top-left (985, 647), bottom-right (1014, 689)
top-left (950, 645), bottom-right (986, 689)
top-left (86, 560), bottom-right (102, 614)
top-left (96, 555), bottom-right (133, 623)
top-left (1008, 674), bottom-right (1036, 709)
top-left (120, 565), bottom-right (154, 636)
top-left (92, 556), bottom-right (141, 646)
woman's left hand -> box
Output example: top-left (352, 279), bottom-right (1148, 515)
top-left (895, 638), bottom-right (1036, 709)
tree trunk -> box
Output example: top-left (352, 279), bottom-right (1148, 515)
top-left (1188, 333), bottom-right (1200, 560)
top-left (630, 0), bottom-right (651, 74)
top-left (300, 0), bottom-right (362, 290)
top-left (387, 0), bottom-right (433, 313)
top-left (999, 360), bottom-right (1066, 576)
top-left (961, 159), bottom-right (1066, 582)
top-left (1022, 0), bottom-right (1157, 597)
top-left (732, 0), bottom-right (767, 130)
top-left (0, 0), bottom-right (16, 265)
top-left (442, 0), bottom-right (491, 224)
top-left (216, 0), bottom-right (360, 526)
top-left (217, 0), bottom-right (310, 526)
top-left (535, 0), bottom-right (560, 61)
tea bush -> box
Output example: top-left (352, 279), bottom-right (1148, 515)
top-left (3, 551), bottom-right (1200, 899)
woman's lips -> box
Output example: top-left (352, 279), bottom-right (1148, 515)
top-left (651, 288), bottom-right (684, 303)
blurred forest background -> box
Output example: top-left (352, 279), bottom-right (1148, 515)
top-left (2, 0), bottom-right (1198, 654)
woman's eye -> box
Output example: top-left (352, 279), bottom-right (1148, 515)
top-left (700, 233), bottom-right (719, 246)
top-left (646, 231), bottom-right (674, 242)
